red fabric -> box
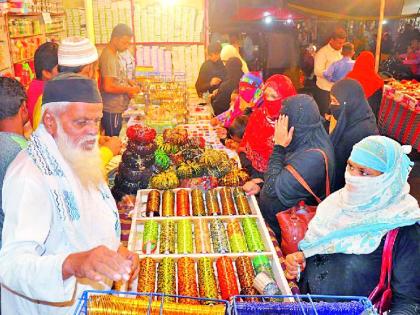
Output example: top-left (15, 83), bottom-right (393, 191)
top-left (238, 75), bottom-right (296, 173)
top-left (346, 51), bottom-right (384, 98)
top-left (26, 79), bottom-right (44, 126)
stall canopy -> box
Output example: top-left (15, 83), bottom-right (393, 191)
top-left (231, 6), bottom-right (306, 21)
top-left (287, 0), bottom-right (407, 20)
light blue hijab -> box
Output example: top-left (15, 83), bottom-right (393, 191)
top-left (300, 136), bottom-right (420, 257)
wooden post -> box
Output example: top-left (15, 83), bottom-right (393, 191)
top-left (375, 0), bottom-right (386, 72)
top-left (84, 0), bottom-right (95, 44)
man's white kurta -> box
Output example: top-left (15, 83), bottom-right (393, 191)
top-left (0, 126), bottom-right (120, 315)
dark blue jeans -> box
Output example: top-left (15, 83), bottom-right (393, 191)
top-left (101, 112), bottom-right (123, 137)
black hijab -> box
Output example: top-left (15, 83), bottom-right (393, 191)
top-left (281, 94), bottom-right (335, 176)
top-left (330, 79), bottom-right (379, 190)
top-left (225, 57), bottom-right (244, 85)
top-left (330, 79), bottom-right (378, 146)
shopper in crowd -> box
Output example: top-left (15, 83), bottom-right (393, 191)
top-left (381, 32), bottom-right (394, 60)
top-left (286, 136), bottom-right (420, 314)
top-left (329, 79), bottom-right (379, 191)
top-left (323, 42), bottom-right (355, 83)
top-left (215, 72), bottom-right (263, 128)
top-left (27, 42), bottom-right (58, 128)
top-left (0, 75), bottom-right (139, 315)
top-left (195, 42), bottom-right (226, 98)
top-left (239, 74), bottom-right (296, 180)
top-left (211, 57), bottom-right (243, 116)
top-left (346, 51), bottom-right (384, 119)
top-left (220, 44), bottom-right (249, 74)
top-left (0, 78), bottom-right (28, 248)
top-left (313, 28), bottom-right (347, 116)
top-left (225, 115), bottom-right (249, 151)
top-left (256, 95), bottom-right (335, 240)
top-left (99, 23), bottom-right (140, 137)
top-left (57, 36), bottom-right (123, 166)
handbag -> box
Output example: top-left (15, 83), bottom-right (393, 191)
top-left (276, 149), bottom-right (330, 256)
top-left (368, 228), bottom-right (400, 314)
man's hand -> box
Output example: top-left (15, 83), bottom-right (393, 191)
top-left (243, 178), bottom-right (264, 196)
top-left (274, 115), bottom-right (294, 147)
top-left (101, 136), bottom-right (122, 156)
top-left (216, 127), bottom-right (227, 139)
top-left (62, 246), bottom-right (132, 282)
top-left (225, 139), bottom-right (239, 150)
top-left (210, 77), bottom-right (222, 87)
top-left (118, 246), bottom-right (140, 282)
top-left (285, 252), bottom-right (306, 280)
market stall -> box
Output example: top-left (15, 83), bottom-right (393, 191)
top-left (378, 80), bottom-right (420, 152)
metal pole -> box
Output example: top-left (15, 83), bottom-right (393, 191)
top-left (375, 0), bottom-right (386, 72)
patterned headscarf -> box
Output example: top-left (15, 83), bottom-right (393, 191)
top-left (217, 72), bottom-right (263, 128)
top-left (300, 136), bottom-right (420, 257)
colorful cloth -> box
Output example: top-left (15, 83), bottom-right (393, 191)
top-left (239, 75), bottom-right (296, 173)
top-left (346, 51), bottom-right (384, 98)
top-left (300, 136), bottom-right (420, 258)
top-left (216, 72), bottom-right (263, 128)
top-left (26, 79), bottom-right (44, 126)
top-left (323, 56), bottom-right (355, 83)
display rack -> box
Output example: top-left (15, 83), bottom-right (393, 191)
top-left (127, 187), bottom-right (293, 301)
top-left (3, 3), bottom-right (67, 82)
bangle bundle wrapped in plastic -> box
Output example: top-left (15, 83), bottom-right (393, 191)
top-left (232, 187), bottom-right (252, 215)
top-left (216, 256), bottom-right (239, 300)
top-left (162, 190), bottom-right (175, 217)
top-left (146, 190), bottom-right (160, 216)
top-left (205, 189), bottom-right (221, 215)
top-left (142, 220), bottom-right (159, 254)
top-left (252, 255), bottom-right (274, 278)
top-left (157, 257), bottom-right (176, 302)
top-left (209, 219), bottom-right (230, 254)
top-left (87, 295), bottom-right (227, 314)
top-left (177, 219), bottom-right (193, 254)
top-left (159, 219), bottom-right (176, 254)
top-left (234, 301), bottom-right (367, 314)
top-left (177, 257), bottom-right (199, 304)
top-left (194, 219), bottom-right (212, 254)
top-left (227, 220), bottom-right (248, 253)
top-left (191, 189), bottom-right (206, 216)
top-left (242, 217), bottom-right (265, 252)
top-left (219, 187), bottom-right (236, 215)
top-left (137, 257), bottom-right (156, 296)
top-left (197, 257), bottom-right (219, 303)
top-left (176, 189), bottom-right (190, 216)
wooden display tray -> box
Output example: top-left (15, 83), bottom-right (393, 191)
top-left (127, 187), bottom-right (293, 300)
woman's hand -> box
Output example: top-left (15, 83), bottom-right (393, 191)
top-left (285, 252), bottom-right (306, 280)
top-left (216, 127), bottom-right (227, 139)
top-left (243, 178), bottom-right (263, 196)
top-left (274, 115), bottom-right (294, 147)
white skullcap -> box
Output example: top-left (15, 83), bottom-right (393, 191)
top-left (58, 37), bottom-right (98, 67)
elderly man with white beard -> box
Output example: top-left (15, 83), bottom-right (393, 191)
top-left (0, 74), bottom-right (139, 315)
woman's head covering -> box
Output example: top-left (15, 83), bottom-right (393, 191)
top-left (220, 44), bottom-right (249, 73)
top-left (219, 72), bottom-right (263, 128)
top-left (281, 94), bottom-right (333, 155)
top-left (224, 57), bottom-right (244, 83)
top-left (300, 136), bottom-right (420, 258)
top-left (330, 79), bottom-right (378, 147)
top-left (262, 75), bottom-right (297, 119)
top-left (346, 51), bottom-right (384, 98)
top-left (238, 75), bottom-right (296, 173)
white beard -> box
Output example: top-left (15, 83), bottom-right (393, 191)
top-left (55, 122), bottom-right (104, 189)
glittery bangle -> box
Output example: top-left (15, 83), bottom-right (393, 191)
top-left (205, 189), bottom-right (221, 216)
top-left (219, 187), bottom-right (236, 215)
top-left (232, 187), bottom-right (252, 215)
top-left (216, 256), bottom-right (239, 301)
top-left (197, 257), bottom-right (219, 303)
top-left (209, 219), bottom-right (230, 254)
top-left (227, 220), bottom-right (248, 253)
top-left (242, 217), bottom-right (265, 252)
top-left (137, 257), bottom-right (156, 295)
top-left (194, 219), bottom-right (212, 254)
top-left (176, 189), bottom-right (190, 216)
top-left (191, 189), bottom-right (206, 216)
top-left (162, 190), bottom-right (175, 217)
top-left (177, 257), bottom-right (199, 304)
top-left (159, 219), bottom-right (176, 254)
top-left (146, 190), bottom-right (161, 216)
top-left (142, 220), bottom-right (159, 254)
top-left (157, 257), bottom-right (176, 302)
top-left (177, 219), bottom-right (194, 254)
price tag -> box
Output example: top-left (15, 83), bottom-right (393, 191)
top-left (42, 12), bottom-right (52, 24)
